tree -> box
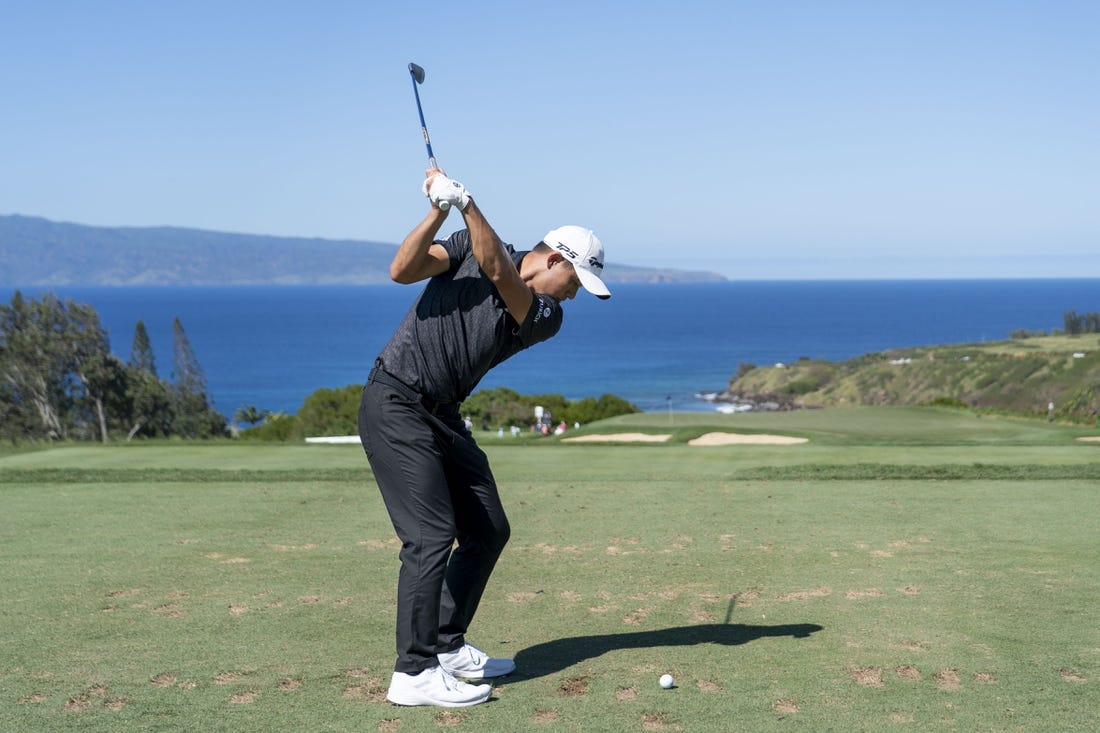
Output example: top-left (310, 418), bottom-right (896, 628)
top-left (561, 394), bottom-right (637, 424)
top-left (460, 387), bottom-right (637, 430)
top-left (1064, 311), bottom-right (1100, 335)
top-left (170, 317), bottom-right (226, 438)
top-left (129, 320), bottom-right (157, 376)
top-left (76, 352), bottom-right (130, 443)
top-left (124, 366), bottom-right (174, 440)
top-left (234, 404), bottom-right (271, 427)
top-left (1, 291), bottom-right (73, 438)
top-left (0, 291), bottom-right (114, 441)
top-left (295, 386), bottom-right (360, 436)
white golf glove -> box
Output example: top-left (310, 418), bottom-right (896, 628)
top-left (422, 174), bottom-right (471, 211)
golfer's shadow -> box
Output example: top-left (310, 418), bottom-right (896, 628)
top-left (511, 622), bottom-right (824, 679)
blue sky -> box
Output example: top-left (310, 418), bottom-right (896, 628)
top-left (3, 1), bottom-right (1097, 278)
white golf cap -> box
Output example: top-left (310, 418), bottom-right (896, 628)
top-left (542, 225), bottom-right (611, 300)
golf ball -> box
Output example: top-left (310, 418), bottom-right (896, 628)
top-left (659, 674), bottom-right (674, 689)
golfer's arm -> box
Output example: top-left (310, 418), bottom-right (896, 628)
top-left (461, 199), bottom-right (533, 322)
top-left (390, 208), bottom-right (451, 283)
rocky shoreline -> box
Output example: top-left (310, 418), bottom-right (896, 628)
top-left (694, 390), bottom-right (800, 413)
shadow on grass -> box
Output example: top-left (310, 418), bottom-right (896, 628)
top-left (511, 622), bottom-right (824, 679)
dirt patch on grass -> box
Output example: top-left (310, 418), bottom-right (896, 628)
top-left (1061, 668), bottom-right (1086, 682)
top-left (563, 433), bottom-right (671, 443)
top-left (689, 432), bottom-right (808, 446)
top-left (617, 686), bottom-right (638, 701)
top-left (642, 711), bottom-right (682, 731)
top-left (434, 711), bottom-right (466, 726)
top-left (344, 679), bottom-right (387, 702)
top-left (935, 668), bottom-right (961, 691)
top-left (230, 691), bottom-right (258, 704)
top-left (150, 673), bottom-right (177, 687)
top-left (559, 675), bottom-right (589, 697)
top-left (1076, 436), bottom-right (1100, 442)
top-left (845, 588), bottom-right (883, 599)
top-left (278, 678), bottom-right (302, 691)
top-left (534, 708), bottom-right (560, 723)
top-left (697, 679), bottom-right (722, 692)
top-left (848, 667), bottom-right (885, 688)
top-left (895, 665), bottom-right (922, 680)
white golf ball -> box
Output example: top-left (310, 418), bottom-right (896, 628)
top-left (659, 674), bottom-right (674, 689)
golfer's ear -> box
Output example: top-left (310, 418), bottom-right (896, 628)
top-left (546, 252), bottom-right (565, 268)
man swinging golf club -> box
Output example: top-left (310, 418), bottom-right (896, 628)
top-left (358, 169), bottom-right (610, 707)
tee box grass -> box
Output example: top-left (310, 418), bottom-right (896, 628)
top-left (1, 406), bottom-right (1097, 732)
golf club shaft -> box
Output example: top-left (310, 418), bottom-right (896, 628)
top-left (408, 63), bottom-right (437, 168)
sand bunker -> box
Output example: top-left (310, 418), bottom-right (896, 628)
top-left (562, 433), bottom-right (672, 443)
top-left (688, 432), bottom-right (808, 446)
top-left (561, 432), bottom-right (807, 445)
top-left (1077, 436), bottom-right (1100, 443)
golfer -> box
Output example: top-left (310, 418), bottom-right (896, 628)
top-left (359, 169), bottom-right (610, 707)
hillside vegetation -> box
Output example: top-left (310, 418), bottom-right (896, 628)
top-left (728, 333), bottom-right (1100, 422)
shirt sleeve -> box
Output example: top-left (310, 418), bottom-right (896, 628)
top-left (437, 229), bottom-right (471, 270)
top-left (516, 292), bottom-right (563, 346)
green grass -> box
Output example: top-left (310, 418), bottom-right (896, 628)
top-left (1, 407), bottom-right (1098, 732)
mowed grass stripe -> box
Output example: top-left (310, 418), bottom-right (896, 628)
top-left (4, 462), bottom-right (1100, 484)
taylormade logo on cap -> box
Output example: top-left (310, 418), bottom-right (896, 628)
top-left (543, 225), bottom-right (611, 300)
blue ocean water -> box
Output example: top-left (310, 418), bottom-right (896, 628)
top-left (3, 281), bottom-right (1097, 416)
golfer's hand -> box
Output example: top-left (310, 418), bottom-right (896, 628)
top-left (421, 167), bottom-right (446, 199)
top-left (423, 172), bottom-right (471, 211)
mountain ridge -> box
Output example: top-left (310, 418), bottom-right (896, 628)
top-left (0, 214), bottom-right (726, 286)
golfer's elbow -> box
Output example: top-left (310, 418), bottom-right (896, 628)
top-left (389, 262), bottom-right (416, 284)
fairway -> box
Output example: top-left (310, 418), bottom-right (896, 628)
top-left (2, 407), bottom-right (1098, 732)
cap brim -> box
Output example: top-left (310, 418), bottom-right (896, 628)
top-left (576, 267), bottom-right (611, 300)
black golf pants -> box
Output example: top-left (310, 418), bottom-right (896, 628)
top-left (358, 371), bottom-right (510, 674)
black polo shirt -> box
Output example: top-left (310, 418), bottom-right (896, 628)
top-left (377, 229), bottom-right (564, 403)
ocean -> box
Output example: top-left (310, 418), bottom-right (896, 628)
top-left (3, 281), bottom-right (1097, 416)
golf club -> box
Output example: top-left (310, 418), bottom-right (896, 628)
top-left (407, 63), bottom-right (436, 165)
top-left (408, 62), bottom-right (451, 209)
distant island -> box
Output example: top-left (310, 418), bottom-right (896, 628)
top-left (0, 214), bottom-right (726, 286)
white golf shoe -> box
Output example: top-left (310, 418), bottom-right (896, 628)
top-left (438, 643), bottom-right (516, 679)
top-left (385, 665), bottom-right (491, 707)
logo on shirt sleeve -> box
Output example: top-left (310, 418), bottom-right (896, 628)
top-left (533, 295), bottom-right (553, 324)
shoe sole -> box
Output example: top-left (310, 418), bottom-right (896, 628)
top-left (386, 691), bottom-right (491, 708)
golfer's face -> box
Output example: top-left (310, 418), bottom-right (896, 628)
top-left (550, 262), bottom-right (582, 301)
